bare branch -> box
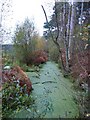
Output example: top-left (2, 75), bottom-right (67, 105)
top-left (41, 5), bottom-right (66, 71)
top-left (54, 2), bottom-right (60, 41)
top-left (41, 5), bottom-right (61, 49)
top-left (41, 5), bottom-right (54, 42)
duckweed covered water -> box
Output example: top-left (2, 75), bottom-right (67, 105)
top-left (14, 61), bottom-right (79, 118)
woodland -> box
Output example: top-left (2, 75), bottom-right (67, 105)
top-left (0, 1), bottom-right (90, 119)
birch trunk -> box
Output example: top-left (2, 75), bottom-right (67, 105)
top-left (65, 4), bottom-right (71, 71)
top-left (68, 3), bottom-right (76, 60)
top-left (63, 3), bottom-right (70, 72)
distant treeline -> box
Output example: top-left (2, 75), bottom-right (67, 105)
top-left (2, 44), bottom-right (13, 52)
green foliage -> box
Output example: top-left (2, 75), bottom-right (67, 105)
top-left (49, 47), bottom-right (59, 62)
top-left (2, 81), bottom-right (34, 118)
top-left (19, 63), bottom-right (44, 72)
top-left (14, 18), bottom-right (37, 65)
top-left (14, 18), bottom-right (46, 66)
top-left (2, 51), bottom-right (14, 67)
top-left (48, 40), bottom-right (59, 62)
top-left (21, 64), bottom-right (30, 72)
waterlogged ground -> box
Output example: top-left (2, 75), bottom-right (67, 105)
top-left (14, 61), bottom-right (79, 118)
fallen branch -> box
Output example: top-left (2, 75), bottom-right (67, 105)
top-left (42, 81), bottom-right (57, 84)
top-left (33, 82), bottom-right (40, 85)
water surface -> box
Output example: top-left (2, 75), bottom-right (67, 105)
top-left (14, 61), bottom-right (79, 118)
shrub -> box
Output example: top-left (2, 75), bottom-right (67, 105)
top-left (2, 82), bottom-right (33, 118)
top-left (30, 50), bottom-right (48, 65)
top-left (33, 57), bottom-right (45, 65)
top-left (21, 64), bottom-right (29, 72)
top-left (2, 66), bottom-right (33, 118)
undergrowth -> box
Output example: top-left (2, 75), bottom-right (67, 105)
top-left (2, 81), bottom-right (34, 118)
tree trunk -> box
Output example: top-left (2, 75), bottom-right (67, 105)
top-left (65, 4), bottom-right (71, 71)
top-left (68, 3), bottom-right (76, 60)
top-left (63, 3), bottom-right (70, 72)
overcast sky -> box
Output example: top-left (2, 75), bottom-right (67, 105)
top-left (1, 0), bottom-right (55, 44)
top-left (12, 0), bottom-right (55, 34)
top-left (2, 0), bottom-right (88, 44)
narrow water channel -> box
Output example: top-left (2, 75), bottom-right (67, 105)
top-left (14, 61), bottom-right (79, 118)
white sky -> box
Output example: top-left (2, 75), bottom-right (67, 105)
top-left (2, 0), bottom-right (88, 44)
top-left (12, 0), bottom-right (54, 34)
top-left (1, 0), bottom-right (55, 44)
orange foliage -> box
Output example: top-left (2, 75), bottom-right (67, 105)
top-left (30, 50), bottom-right (48, 65)
top-left (14, 66), bottom-right (32, 95)
top-left (2, 66), bottom-right (33, 96)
